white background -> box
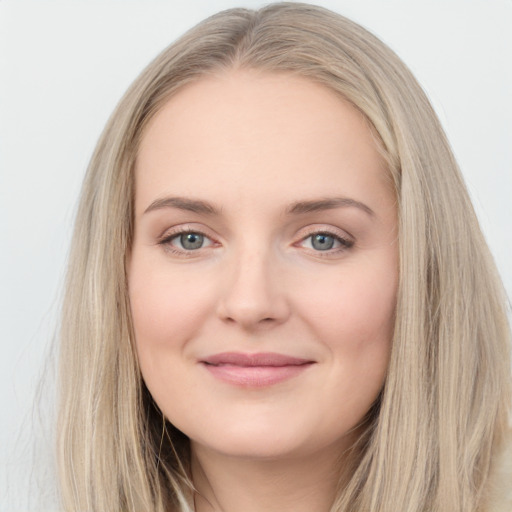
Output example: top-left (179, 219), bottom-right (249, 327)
top-left (1, 1), bottom-right (511, 510)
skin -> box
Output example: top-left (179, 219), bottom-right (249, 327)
top-left (129, 69), bottom-right (398, 512)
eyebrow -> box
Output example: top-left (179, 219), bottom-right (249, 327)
top-left (144, 197), bottom-right (219, 215)
top-left (287, 197), bottom-right (375, 217)
top-left (143, 195), bottom-right (374, 217)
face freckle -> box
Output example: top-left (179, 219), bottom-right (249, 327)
top-left (128, 69), bottom-right (398, 461)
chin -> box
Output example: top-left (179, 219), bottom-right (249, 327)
top-left (188, 420), bottom-right (348, 461)
top-left (193, 438), bottom-right (308, 460)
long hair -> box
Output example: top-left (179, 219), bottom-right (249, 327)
top-left (57, 3), bottom-right (511, 511)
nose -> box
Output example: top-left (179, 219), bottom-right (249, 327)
top-left (216, 245), bottom-right (291, 330)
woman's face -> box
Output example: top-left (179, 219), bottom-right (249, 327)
top-left (129, 70), bottom-right (398, 460)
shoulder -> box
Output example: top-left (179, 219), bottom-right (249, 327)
top-left (484, 436), bottom-right (512, 512)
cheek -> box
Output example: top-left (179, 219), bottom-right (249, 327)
top-left (303, 260), bottom-right (397, 343)
top-left (298, 257), bottom-right (397, 397)
top-left (128, 256), bottom-right (213, 375)
top-left (130, 281), bottom-right (196, 345)
top-left (310, 266), bottom-right (396, 422)
top-left (128, 262), bottom-right (213, 423)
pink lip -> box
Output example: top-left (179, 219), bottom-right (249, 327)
top-left (200, 352), bottom-right (315, 387)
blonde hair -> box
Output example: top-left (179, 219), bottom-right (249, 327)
top-left (57, 3), bottom-right (511, 511)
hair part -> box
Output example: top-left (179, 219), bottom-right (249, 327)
top-left (58, 3), bottom-right (511, 511)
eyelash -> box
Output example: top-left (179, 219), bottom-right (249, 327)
top-left (157, 227), bottom-right (217, 257)
top-left (297, 229), bottom-right (354, 257)
top-left (157, 227), bottom-right (354, 257)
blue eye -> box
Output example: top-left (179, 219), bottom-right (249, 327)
top-left (300, 232), bottom-right (353, 252)
top-left (161, 231), bottom-right (213, 252)
top-left (178, 232), bottom-right (205, 250)
top-left (311, 233), bottom-right (336, 251)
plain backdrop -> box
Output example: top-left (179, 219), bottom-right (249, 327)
top-left (1, 0), bottom-right (511, 509)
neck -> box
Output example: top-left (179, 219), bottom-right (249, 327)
top-left (190, 442), bottom-right (352, 512)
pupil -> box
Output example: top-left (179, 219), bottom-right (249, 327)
top-left (181, 233), bottom-right (203, 250)
top-left (312, 234), bottom-right (334, 251)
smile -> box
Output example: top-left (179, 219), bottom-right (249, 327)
top-left (200, 352), bottom-right (316, 387)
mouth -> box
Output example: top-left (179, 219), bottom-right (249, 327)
top-left (200, 352), bottom-right (315, 387)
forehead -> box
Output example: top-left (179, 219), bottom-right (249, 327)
top-left (135, 69), bottom-right (390, 215)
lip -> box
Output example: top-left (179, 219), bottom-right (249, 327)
top-left (200, 352), bottom-right (315, 387)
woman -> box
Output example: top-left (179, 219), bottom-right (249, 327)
top-left (57, 3), bottom-right (511, 511)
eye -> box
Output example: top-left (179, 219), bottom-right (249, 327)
top-left (175, 232), bottom-right (208, 250)
top-left (299, 232), bottom-right (353, 252)
top-left (159, 230), bottom-right (214, 252)
top-left (310, 233), bottom-right (337, 251)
